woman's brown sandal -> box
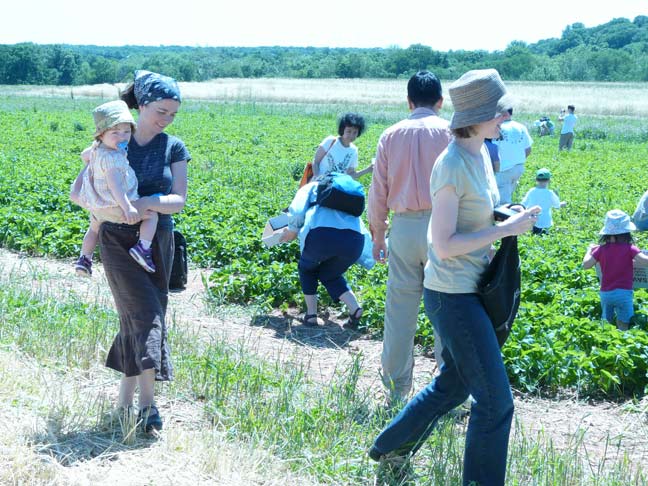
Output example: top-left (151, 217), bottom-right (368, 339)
top-left (139, 404), bottom-right (163, 433)
top-left (303, 314), bottom-right (319, 326)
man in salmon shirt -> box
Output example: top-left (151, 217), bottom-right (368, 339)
top-left (368, 71), bottom-right (452, 405)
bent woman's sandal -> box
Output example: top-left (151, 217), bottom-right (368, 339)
top-left (344, 307), bottom-right (363, 330)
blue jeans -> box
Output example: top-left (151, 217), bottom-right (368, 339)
top-left (299, 227), bottom-right (363, 301)
top-left (600, 289), bottom-right (634, 323)
top-left (372, 289), bottom-right (514, 486)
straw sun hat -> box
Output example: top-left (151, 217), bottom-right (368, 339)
top-left (599, 209), bottom-right (636, 235)
top-left (92, 100), bottom-right (136, 138)
top-left (448, 69), bottom-right (515, 129)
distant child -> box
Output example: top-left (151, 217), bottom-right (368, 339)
top-left (70, 100), bottom-right (158, 276)
top-left (521, 168), bottom-right (566, 235)
top-left (558, 105), bottom-right (577, 151)
top-left (582, 209), bottom-right (648, 330)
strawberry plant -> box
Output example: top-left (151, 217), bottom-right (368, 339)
top-left (2, 97), bottom-right (648, 398)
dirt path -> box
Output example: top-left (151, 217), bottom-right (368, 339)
top-left (1, 248), bottom-right (647, 472)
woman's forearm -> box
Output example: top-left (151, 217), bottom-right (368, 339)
top-left (312, 146), bottom-right (326, 177)
top-left (348, 164), bottom-right (373, 179)
top-left (436, 225), bottom-right (507, 259)
top-left (140, 160), bottom-right (188, 215)
top-left (432, 185), bottom-right (538, 260)
top-left (139, 194), bottom-right (186, 215)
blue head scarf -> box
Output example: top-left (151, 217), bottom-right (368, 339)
top-left (133, 70), bottom-right (182, 106)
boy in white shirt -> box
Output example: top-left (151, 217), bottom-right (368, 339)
top-left (521, 168), bottom-right (567, 235)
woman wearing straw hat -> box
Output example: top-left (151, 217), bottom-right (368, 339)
top-left (369, 69), bottom-right (541, 485)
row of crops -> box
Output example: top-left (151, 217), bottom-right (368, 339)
top-left (1, 96), bottom-right (648, 398)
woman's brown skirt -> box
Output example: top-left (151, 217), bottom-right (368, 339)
top-left (99, 222), bottom-right (174, 381)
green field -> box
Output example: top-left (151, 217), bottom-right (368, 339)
top-left (1, 93), bottom-right (648, 399)
top-left (1, 85), bottom-right (648, 483)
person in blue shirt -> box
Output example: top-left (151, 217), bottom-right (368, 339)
top-left (558, 105), bottom-right (578, 151)
top-left (280, 179), bottom-right (364, 329)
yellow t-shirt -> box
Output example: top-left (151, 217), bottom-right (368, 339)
top-left (424, 142), bottom-right (500, 293)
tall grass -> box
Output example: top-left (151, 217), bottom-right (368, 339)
top-left (0, 267), bottom-right (644, 485)
top-left (2, 78), bottom-right (648, 117)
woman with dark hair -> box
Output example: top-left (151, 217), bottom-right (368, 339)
top-left (369, 69), bottom-right (541, 485)
top-left (312, 112), bottom-right (373, 180)
top-left (100, 70), bottom-right (190, 433)
top-left (280, 178), bottom-right (365, 328)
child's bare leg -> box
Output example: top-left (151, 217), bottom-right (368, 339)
top-left (138, 210), bottom-right (158, 245)
top-left (75, 216), bottom-right (99, 276)
top-left (80, 216), bottom-right (101, 258)
top-left (616, 320), bottom-right (629, 331)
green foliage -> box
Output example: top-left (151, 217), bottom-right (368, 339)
top-left (2, 99), bottom-right (648, 399)
top-left (2, 15), bottom-right (648, 84)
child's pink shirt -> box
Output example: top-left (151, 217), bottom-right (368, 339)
top-left (591, 242), bottom-right (641, 291)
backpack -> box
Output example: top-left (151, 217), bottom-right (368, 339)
top-left (169, 230), bottom-right (188, 292)
top-left (315, 172), bottom-right (365, 217)
top-left (477, 236), bottom-right (521, 347)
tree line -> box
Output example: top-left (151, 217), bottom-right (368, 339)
top-left (1, 16), bottom-right (647, 85)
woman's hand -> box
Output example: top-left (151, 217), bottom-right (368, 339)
top-left (122, 204), bottom-right (141, 225)
top-left (279, 228), bottom-right (298, 243)
top-left (132, 197), bottom-right (153, 215)
top-left (499, 206), bottom-right (542, 236)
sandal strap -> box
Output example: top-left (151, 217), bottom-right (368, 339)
top-left (139, 405), bottom-right (159, 418)
top-left (303, 314), bottom-right (319, 325)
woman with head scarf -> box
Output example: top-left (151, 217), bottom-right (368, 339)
top-left (100, 70), bottom-right (190, 433)
top-left (369, 69), bottom-right (540, 485)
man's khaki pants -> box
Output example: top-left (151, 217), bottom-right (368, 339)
top-left (381, 209), bottom-right (441, 401)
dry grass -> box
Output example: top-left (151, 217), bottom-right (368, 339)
top-left (0, 346), bottom-right (322, 486)
top-left (2, 78), bottom-right (647, 117)
top-left (1, 247), bottom-right (647, 484)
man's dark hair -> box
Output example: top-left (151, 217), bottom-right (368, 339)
top-left (568, 105), bottom-right (575, 112)
top-left (407, 71), bottom-right (443, 108)
top-left (337, 112), bottom-right (366, 137)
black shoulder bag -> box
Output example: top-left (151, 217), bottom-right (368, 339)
top-left (169, 230), bottom-right (188, 292)
top-left (477, 235), bottom-right (521, 347)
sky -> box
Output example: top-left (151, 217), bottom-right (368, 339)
top-left (1, 0), bottom-right (646, 52)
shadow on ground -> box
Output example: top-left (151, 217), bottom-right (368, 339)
top-left (250, 309), bottom-right (374, 350)
top-left (34, 412), bottom-right (157, 467)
